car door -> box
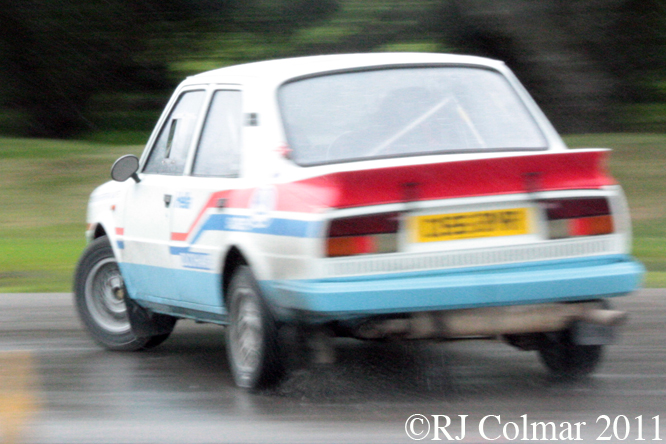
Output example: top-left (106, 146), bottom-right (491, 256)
top-left (168, 89), bottom-right (244, 310)
top-left (120, 88), bottom-right (207, 302)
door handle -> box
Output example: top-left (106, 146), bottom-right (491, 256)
top-left (164, 194), bottom-right (172, 208)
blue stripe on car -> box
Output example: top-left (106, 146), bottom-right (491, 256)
top-left (169, 214), bottom-right (322, 256)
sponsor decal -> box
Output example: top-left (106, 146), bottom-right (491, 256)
top-left (248, 185), bottom-right (277, 229)
top-left (175, 193), bottom-right (192, 209)
top-left (179, 252), bottom-right (212, 270)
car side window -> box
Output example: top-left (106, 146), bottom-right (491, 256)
top-left (144, 90), bottom-right (206, 175)
top-left (192, 90), bottom-right (242, 177)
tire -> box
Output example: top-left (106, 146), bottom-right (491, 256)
top-left (537, 329), bottom-right (603, 379)
top-left (141, 333), bottom-right (173, 350)
top-left (226, 266), bottom-right (284, 390)
top-left (73, 236), bottom-right (175, 351)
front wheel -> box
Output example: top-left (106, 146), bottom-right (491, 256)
top-left (226, 266), bottom-right (284, 390)
top-left (73, 236), bottom-right (175, 351)
top-left (537, 329), bottom-right (603, 379)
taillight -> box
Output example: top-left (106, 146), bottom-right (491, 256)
top-left (544, 198), bottom-right (614, 239)
top-left (327, 213), bottom-right (399, 257)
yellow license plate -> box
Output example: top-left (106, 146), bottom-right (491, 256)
top-left (412, 208), bottom-right (530, 243)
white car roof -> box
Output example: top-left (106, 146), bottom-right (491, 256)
top-left (186, 52), bottom-right (506, 85)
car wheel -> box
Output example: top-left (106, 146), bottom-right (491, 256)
top-left (226, 266), bottom-right (284, 390)
top-left (537, 329), bottom-right (603, 379)
top-left (74, 236), bottom-right (175, 351)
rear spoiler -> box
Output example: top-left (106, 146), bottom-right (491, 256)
top-left (275, 149), bottom-right (614, 210)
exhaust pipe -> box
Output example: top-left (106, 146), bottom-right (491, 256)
top-left (354, 302), bottom-right (626, 340)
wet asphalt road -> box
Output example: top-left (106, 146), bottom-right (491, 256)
top-left (1, 290), bottom-right (665, 444)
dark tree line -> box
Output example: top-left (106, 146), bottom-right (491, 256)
top-left (0, 0), bottom-right (663, 137)
top-left (438, 0), bottom-right (666, 132)
top-left (0, 0), bottom-right (337, 137)
top-left (0, 1), bottom-right (165, 137)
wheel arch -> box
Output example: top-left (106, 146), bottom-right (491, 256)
top-left (91, 223), bottom-right (107, 240)
top-left (85, 180), bottom-right (127, 258)
top-left (87, 221), bottom-right (123, 259)
top-left (222, 246), bottom-right (248, 309)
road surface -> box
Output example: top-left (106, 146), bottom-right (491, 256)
top-left (0, 290), bottom-right (664, 443)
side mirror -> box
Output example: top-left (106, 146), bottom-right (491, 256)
top-left (111, 155), bottom-right (141, 183)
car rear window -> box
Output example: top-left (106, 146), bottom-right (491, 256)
top-left (278, 66), bottom-right (547, 166)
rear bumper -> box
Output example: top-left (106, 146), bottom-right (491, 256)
top-left (260, 254), bottom-right (644, 320)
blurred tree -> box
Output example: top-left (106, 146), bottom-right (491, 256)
top-left (0, 0), bottom-right (663, 137)
top-left (0, 0), bottom-right (174, 137)
top-left (436, 0), bottom-right (666, 133)
top-left (0, 0), bottom-right (336, 138)
top-left (286, 0), bottom-right (441, 55)
top-left (250, 0), bottom-right (666, 133)
top-left (178, 0), bottom-right (440, 71)
top-left (229, 0), bottom-right (338, 36)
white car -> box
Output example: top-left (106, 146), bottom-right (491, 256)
top-left (74, 53), bottom-right (644, 389)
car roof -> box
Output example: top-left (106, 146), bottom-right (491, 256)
top-left (186, 52), bottom-right (506, 85)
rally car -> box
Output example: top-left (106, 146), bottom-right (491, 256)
top-left (74, 53), bottom-right (644, 389)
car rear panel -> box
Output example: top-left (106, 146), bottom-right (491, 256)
top-left (257, 149), bottom-right (643, 317)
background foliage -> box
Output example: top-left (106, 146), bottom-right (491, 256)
top-left (0, 0), bottom-right (664, 138)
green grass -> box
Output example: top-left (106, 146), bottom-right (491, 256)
top-left (0, 137), bottom-right (144, 292)
top-left (0, 133), bottom-right (664, 292)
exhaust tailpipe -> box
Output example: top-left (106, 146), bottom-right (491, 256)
top-left (354, 302), bottom-right (626, 340)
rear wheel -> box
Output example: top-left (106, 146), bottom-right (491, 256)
top-left (74, 236), bottom-right (176, 351)
top-left (537, 329), bottom-right (603, 378)
top-left (226, 266), bottom-right (284, 389)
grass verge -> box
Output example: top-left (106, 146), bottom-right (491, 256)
top-left (0, 137), bottom-right (143, 292)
